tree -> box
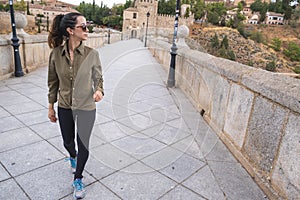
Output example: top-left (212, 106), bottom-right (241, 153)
top-left (158, 0), bottom-right (177, 15)
top-left (191, 0), bottom-right (206, 20)
top-left (208, 11), bottom-right (220, 25)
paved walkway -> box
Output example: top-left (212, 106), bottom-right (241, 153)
top-left (0, 39), bottom-right (267, 200)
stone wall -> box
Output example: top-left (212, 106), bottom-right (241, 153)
top-left (148, 39), bottom-right (300, 199)
top-left (0, 32), bottom-right (121, 80)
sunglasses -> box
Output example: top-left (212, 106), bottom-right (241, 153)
top-left (75, 24), bottom-right (88, 31)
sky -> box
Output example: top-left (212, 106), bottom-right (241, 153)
top-left (59, 0), bottom-right (127, 8)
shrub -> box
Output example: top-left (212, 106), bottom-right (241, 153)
top-left (294, 66), bottom-right (300, 74)
top-left (271, 37), bottom-right (282, 51)
top-left (250, 31), bottom-right (265, 43)
top-left (284, 42), bottom-right (300, 61)
top-left (210, 33), bottom-right (219, 49)
top-left (266, 60), bottom-right (276, 72)
top-left (227, 50), bottom-right (236, 61)
top-left (248, 60), bottom-right (254, 66)
top-left (221, 35), bottom-right (229, 49)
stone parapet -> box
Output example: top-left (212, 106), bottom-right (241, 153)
top-left (148, 39), bottom-right (300, 200)
top-left (0, 33), bottom-right (119, 80)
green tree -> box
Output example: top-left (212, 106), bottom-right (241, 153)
top-left (191, 0), bottom-right (206, 20)
top-left (284, 42), bottom-right (300, 61)
top-left (14, 0), bottom-right (26, 12)
top-left (158, 0), bottom-right (176, 15)
top-left (207, 11), bottom-right (220, 25)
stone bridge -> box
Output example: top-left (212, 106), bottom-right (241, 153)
top-left (0, 27), bottom-right (299, 199)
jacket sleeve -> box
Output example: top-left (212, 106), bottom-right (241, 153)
top-left (92, 50), bottom-right (104, 95)
top-left (47, 50), bottom-right (59, 104)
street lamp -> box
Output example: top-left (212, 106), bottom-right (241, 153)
top-left (142, 22), bottom-right (145, 41)
top-left (9, 0), bottom-right (24, 77)
top-left (108, 11), bottom-right (111, 44)
top-left (144, 11), bottom-right (150, 47)
top-left (167, 0), bottom-right (180, 87)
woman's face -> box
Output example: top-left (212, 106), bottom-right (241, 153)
top-left (73, 16), bottom-right (88, 41)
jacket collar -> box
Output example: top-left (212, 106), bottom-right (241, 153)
top-left (61, 40), bottom-right (84, 56)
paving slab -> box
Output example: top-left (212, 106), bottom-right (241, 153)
top-left (0, 164), bottom-right (10, 182)
top-left (182, 165), bottom-right (226, 200)
top-left (0, 178), bottom-right (29, 200)
top-left (111, 133), bottom-right (167, 160)
top-left (208, 160), bottom-right (267, 200)
top-left (101, 162), bottom-right (177, 200)
top-left (159, 185), bottom-right (206, 200)
top-left (15, 161), bottom-right (95, 200)
top-left (0, 127), bottom-right (42, 153)
top-left (0, 140), bottom-right (64, 176)
top-left (158, 153), bottom-right (205, 183)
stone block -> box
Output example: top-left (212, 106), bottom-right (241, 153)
top-left (272, 112), bottom-right (300, 199)
top-left (242, 69), bottom-right (300, 113)
top-left (224, 84), bottom-right (254, 149)
top-left (198, 68), bottom-right (218, 115)
top-left (0, 44), bottom-right (13, 75)
top-left (210, 76), bottom-right (230, 132)
top-left (243, 96), bottom-right (287, 173)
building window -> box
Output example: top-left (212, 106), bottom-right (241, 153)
top-left (133, 13), bottom-right (137, 19)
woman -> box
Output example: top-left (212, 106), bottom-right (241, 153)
top-left (47, 12), bottom-right (103, 199)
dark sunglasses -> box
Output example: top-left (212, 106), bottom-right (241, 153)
top-left (75, 24), bottom-right (88, 31)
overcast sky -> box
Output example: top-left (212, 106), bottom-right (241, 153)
top-left (59, 0), bottom-right (127, 8)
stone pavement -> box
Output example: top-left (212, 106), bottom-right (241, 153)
top-left (0, 39), bottom-right (267, 200)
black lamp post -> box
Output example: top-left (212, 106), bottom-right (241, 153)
top-left (9, 0), bottom-right (24, 77)
top-left (144, 11), bottom-right (150, 47)
top-left (167, 0), bottom-right (180, 87)
top-left (108, 11), bottom-right (111, 44)
top-left (142, 22), bottom-right (145, 41)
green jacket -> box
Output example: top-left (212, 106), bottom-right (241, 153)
top-left (48, 41), bottom-right (103, 110)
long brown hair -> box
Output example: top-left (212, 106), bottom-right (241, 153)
top-left (48, 12), bottom-right (83, 48)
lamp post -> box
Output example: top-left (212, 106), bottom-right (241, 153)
top-left (107, 11), bottom-right (111, 44)
top-left (167, 0), bottom-right (180, 87)
top-left (9, 0), bottom-right (24, 77)
top-left (108, 26), bottom-right (110, 44)
top-left (144, 11), bottom-right (150, 47)
top-left (142, 22), bottom-right (145, 41)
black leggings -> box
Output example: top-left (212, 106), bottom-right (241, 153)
top-left (58, 107), bottom-right (95, 180)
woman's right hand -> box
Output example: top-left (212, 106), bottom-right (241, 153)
top-left (48, 108), bottom-right (57, 123)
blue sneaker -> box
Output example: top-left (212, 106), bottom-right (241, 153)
top-left (72, 178), bottom-right (86, 199)
top-left (65, 157), bottom-right (76, 173)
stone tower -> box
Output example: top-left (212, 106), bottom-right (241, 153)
top-left (122, 0), bottom-right (158, 32)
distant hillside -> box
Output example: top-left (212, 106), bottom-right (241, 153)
top-left (189, 24), bottom-right (300, 74)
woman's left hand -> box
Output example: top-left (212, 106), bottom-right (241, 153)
top-left (93, 90), bottom-right (103, 102)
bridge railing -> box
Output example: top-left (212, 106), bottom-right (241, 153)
top-left (148, 38), bottom-right (300, 200)
top-left (0, 32), bottom-right (122, 80)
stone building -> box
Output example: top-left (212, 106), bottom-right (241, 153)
top-left (122, 0), bottom-right (194, 39)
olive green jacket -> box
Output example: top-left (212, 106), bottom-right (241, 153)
top-left (48, 41), bottom-right (103, 110)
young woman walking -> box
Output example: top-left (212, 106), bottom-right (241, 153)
top-left (47, 12), bottom-right (103, 199)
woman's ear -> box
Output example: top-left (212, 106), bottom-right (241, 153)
top-left (66, 27), bottom-right (73, 36)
